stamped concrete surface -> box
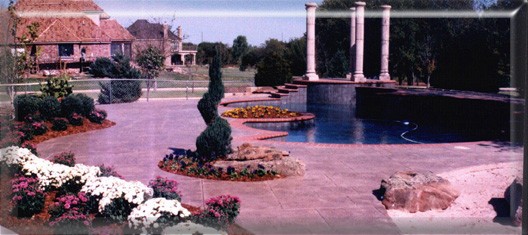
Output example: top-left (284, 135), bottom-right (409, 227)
top-left (36, 99), bottom-right (523, 234)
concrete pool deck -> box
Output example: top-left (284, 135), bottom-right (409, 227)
top-left (36, 99), bottom-right (523, 234)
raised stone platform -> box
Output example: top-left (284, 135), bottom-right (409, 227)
top-left (292, 78), bottom-right (395, 104)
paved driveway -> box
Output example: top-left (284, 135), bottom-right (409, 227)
top-left (37, 99), bottom-right (523, 234)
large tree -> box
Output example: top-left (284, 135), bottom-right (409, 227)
top-left (254, 39), bottom-right (292, 86)
top-left (231, 35), bottom-right (249, 65)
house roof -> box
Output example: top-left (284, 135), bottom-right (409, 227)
top-left (14, 0), bottom-right (103, 13)
top-left (101, 19), bottom-right (135, 41)
top-left (127, 19), bottom-right (179, 41)
top-left (12, 0), bottom-right (134, 44)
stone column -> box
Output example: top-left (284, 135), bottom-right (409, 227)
top-left (304, 2), bottom-right (319, 81)
top-left (347, 7), bottom-right (356, 80)
top-left (353, 1), bottom-right (366, 82)
top-left (192, 53), bottom-right (196, 65)
top-left (379, 5), bottom-right (391, 81)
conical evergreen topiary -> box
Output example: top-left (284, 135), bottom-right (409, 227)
top-left (197, 92), bottom-right (217, 125)
top-left (195, 116), bottom-right (232, 162)
top-left (208, 47), bottom-right (225, 104)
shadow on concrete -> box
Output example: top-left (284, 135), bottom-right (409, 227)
top-left (477, 141), bottom-right (522, 152)
top-left (372, 188), bottom-right (385, 201)
top-left (488, 198), bottom-right (515, 226)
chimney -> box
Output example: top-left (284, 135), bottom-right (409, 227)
top-left (163, 24), bottom-right (169, 39)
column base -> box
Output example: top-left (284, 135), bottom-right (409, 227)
top-left (303, 73), bottom-right (319, 81)
top-left (379, 74), bottom-right (391, 81)
top-left (353, 74), bottom-right (365, 82)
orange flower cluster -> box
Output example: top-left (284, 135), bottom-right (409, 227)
top-left (221, 105), bottom-right (301, 119)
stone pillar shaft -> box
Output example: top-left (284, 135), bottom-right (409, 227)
top-left (353, 2), bottom-right (366, 82)
top-left (379, 5), bottom-right (391, 81)
top-left (348, 7), bottom-right (356, 79)
top-left (304, 2), bottom-right (319, 81)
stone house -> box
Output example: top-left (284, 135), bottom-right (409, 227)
top-left (11, 0), bottom-right (134, 70)
top-left (127, 19), bottom-right (197, 67)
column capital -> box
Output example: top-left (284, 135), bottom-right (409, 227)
top-left (355, 1), bottom-right (366, 6)
top-left (305, 2), bottom-right (318, 8)
top-left (381, 5), bottom-right (391, 9)
top-left (350, 7), bottom-right (356, 11)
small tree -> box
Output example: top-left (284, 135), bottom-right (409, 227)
top-left (254, 51), bottom-right (292, 87)
top-left (136, 46), bottom-right (164, 102)
top-left (92, 55), bottom-right (142, 104)
top-left (195, 48), bottom-right (232, 161)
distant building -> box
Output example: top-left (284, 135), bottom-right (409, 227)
top-left (127, 19), bottom-right (197, 67)
top-left (10, 0), bottom-right (134, 70)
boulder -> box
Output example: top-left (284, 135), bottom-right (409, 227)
top-left (214, 157), bottom-right (305, 177)
top-left (504, 176), bottom-right (523, 226)
top-left (226, 143), bottom-right (289, 161)
top-left (379, 171), bottom-right (460, 213)
top-left (217, 143), bottom-right (304, 177)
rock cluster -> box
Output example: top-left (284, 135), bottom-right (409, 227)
top-left (379, 171), bottom-right (459, 213)
top-left (214, 143), bottom-right (305, 177)
top-left (505, 176), bottom-right (523, 226)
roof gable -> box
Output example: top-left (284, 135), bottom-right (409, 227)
top-left (127, 19), bottom-right (178, 40)
top-left (14, 0), bottom-right (103, 13)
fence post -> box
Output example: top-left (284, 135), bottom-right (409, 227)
top-left (109, 80), bottom-right (112, 104)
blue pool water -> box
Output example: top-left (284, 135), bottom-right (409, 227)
top-left (247, 104), bottom-right (484, 144)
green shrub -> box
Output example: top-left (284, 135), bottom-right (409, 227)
top-left (39, 96), bottom-right (61, 120)
top-left (75, 94), bottom-right (95, 116)
top-left (13, 95), bottom-right (41, 121)
top-left (68, 113), bottom-right (83, 126)
top-left (96, 55), bottom-right (142, 104)
top-left (196, 117), bottom-right (232, 161)
top-left (197, 92), bottom-right (217, 125)
top-left (88, 109), bottom-right (107, 124)
top-left (98, 80), bottom-right (142, 104)
top-left (40, 77), bottom-right (73, 99)
top-left (254, 51), bottom-right (292, 86)
top-left (60, 95), bottom-right (83, 118)
top-left (52, 118), bottom-right (68, 131)
top-left (89, 57), bottom-right (114, 78)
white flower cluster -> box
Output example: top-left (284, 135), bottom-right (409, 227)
top-left (128, 197), bottom-right (191, 230)
top-left (0, 146), bottom-right (36, 166)
top-left (1, 146), bottom-right (101, 190)
top-left (81, 176), bottom-right (153, 212)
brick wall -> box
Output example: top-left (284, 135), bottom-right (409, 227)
top-left (36, 43), bottom-right (111, 64)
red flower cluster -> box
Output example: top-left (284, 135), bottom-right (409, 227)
top-left (11, 174), bottom-right (45, 217)
top-left (148, 176), bottom-right (181, 201)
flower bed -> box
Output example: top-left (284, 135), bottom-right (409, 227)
top-left (222, 105), bottom-right (301, 119)
top-left (0, 146), bottom-right (248, 234)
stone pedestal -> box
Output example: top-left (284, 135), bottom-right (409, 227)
top-left (379, 5), bottom-right (391, 81)
top-left (347, 7), bottom-right (357, 80)
top-left (353, 2), bottom-right (366, 82)
top-left (304, 2), bottom-right (319, 81)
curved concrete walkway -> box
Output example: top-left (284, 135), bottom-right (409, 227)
top-left (37, 100), bottom-right (523, 234)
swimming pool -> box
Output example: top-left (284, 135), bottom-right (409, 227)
top-left (245, 103), bottom-right (497, 144)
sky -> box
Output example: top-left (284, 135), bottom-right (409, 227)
top-left (94, 0), bottom-right (324, 46)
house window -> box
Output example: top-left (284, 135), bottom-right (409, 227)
top-left (111, 43), bottom-right (123, 56)
top-left (58, 44), bottom-right (74, 57)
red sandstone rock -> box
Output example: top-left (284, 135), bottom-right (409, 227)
top-left (380, 171), bottom-right (460, 213)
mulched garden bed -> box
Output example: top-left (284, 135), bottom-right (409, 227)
top-left (25, 118), bottom-right (115, 145)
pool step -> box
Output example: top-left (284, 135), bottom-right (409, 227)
top-left (285, 83), bottom-right (307, 89)
top-left (270, 92), bottom-right (289, 98)
top-left (277, 86), bottom-right (299, 94)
